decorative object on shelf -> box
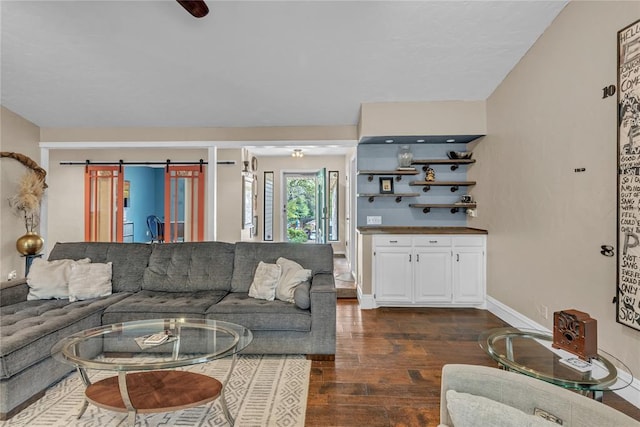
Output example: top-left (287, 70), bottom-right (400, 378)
top-left (2, 152), bottom-right (48, 255)
top-left (397, 145), bottom-right (414, 170)
top-left (447, 151), bottom-right (473, 160)
top-left (460, 194), bottom-right (473, 203)
top-left (552, 309), bottom-right (597, 361)
top-left (243, 160), bottom-right (250, 172)
top-left (425, 167), bottom-right (436, 182)
top-left (379, 177), bottom-right (394, 194)
top-left (251, 156), bottom-right (258, 172)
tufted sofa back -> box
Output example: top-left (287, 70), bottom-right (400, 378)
top-left (142, 241), bottom-right (236, 292)
top-left (230, 242), bottom-right (333, 293)
top-left (48, 242), bottom-right (152, 293)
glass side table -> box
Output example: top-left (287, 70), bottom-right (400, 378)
top-left (478, 327), bottom-right (633, 401)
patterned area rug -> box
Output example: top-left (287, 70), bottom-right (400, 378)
top-left (1, 355), bottom-right (310, 427)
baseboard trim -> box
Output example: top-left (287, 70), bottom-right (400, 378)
top-left (486, 295), bottom-right (640, 409)
top-left (357, 288), bottom-right (377, 309)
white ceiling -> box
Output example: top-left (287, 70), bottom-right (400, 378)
top-left (1, 0), bottom-right (567, 133)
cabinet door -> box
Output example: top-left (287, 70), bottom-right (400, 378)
top-left (413, 248), bottom-right (452, 302)
top-left (452, 247), bottom-right (485, 303)
top-left (374, 246), bottom-right (413, 303)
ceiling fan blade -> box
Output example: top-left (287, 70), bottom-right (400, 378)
top-left (177, 0), bottom-right (209, 18)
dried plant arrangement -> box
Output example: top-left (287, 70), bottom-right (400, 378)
top-left (9, 170), bottom-right (46, 231)
top-left (2, 152), bottom-right (48, 232)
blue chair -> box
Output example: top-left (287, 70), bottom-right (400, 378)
top-left (146, 215), bottom-right (164, 243)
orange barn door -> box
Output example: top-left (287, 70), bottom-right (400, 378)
top-left (84, 166), bottom-right (124, 242)
top-left (164, 165), bottom-right (205, 242)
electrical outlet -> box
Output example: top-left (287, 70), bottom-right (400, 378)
top-left (467, 208), bottom-right (477, 218)
top-left (7, 270), bottom-right (17, 281)
top-left (538, 304), bottom-right (548, 319)
top-left (367, 216), bottom-right (382, 225)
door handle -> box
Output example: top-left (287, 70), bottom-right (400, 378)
top-left (456, 254), bottom-right (460, 262)
top-left (409, 254), bottom-right (411, 262)
top-left (416, 254), bottom-right (419, 262)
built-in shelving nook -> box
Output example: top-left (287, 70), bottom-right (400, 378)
top-left (356, 135), bottom-right (483, 227)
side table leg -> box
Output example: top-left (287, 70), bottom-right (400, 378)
top-left (505, 336), bottom-right (514, 361)
top-left (219, 353), bottom-right (238, 426)
top-left (77, 367), bottom-right (91, 419)
top-left (118, 372), bottom-right (138, 427)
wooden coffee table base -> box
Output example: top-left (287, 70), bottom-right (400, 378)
top-left (84, 370), bottom-right (223, 424)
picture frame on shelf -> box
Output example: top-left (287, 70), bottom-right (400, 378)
top-left (379, 177), bottom-right (394, 194)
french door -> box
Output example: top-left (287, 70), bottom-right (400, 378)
top-left (164, 165), bottom-right (205, 242)
top-left (84, 166), bottom-right (124, 242)
top-left (282, 169), bottom-right (327, 244)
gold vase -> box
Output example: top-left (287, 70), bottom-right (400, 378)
top-left (16, 231), bottom-right (44, 255)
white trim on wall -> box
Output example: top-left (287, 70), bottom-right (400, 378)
top-left (486, 296), bottom-right (640, 409)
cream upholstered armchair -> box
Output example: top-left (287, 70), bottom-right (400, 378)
top-left (439, 364), bottom-right (640, 427)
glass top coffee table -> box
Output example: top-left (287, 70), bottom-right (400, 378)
top-left (478, 327), bottom-right (633, 401)
top-left (51, 318), bottom-right (252, 426)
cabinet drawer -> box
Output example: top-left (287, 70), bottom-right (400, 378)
top-left (373, 235), bottom-right (412, 247)
top-left (453, 236), bottom-right (484, 246)
top-left (453, 236), bottom-right (485, 247)
top-left (413, 236), bottom-right (452, 247)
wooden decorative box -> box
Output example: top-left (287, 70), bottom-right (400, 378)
top-left (552, 309), bottom-right (597, 360)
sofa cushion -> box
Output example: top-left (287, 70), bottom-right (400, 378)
top-left (68, 262), bottom-right (112, 302)
top-left (231, 242), bottom-right (333, 293)
top-left (248, 261), bottom-right (281, 301)
top-left (275, 257), bottom-right (312, 303)
top-left (143, 242), bottom-right (235, 292)
top-left (446, 390), bottom-right (558, 427)
top-left (48, 242), bottom-right (152, 293)
top-left (0, 293), bottom-right (131, 379)
top-left (102, 289), bottom-right (228, 324)
top-left (26, 258), bottom-right (90, 300)
top-left (293, 281), bottom-right (311, 309)
top-left (206, 292), bottom-right (311, 332)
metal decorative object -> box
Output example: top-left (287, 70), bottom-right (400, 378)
top-left (16, 231), bottom-right (44, 255)
top-left (552, 309), bottom-right (598, 361)
top-left (425, 167), bottom-right (436, 182)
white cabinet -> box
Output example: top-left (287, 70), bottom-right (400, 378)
top-left (372, 234), bottom-right (486, 307)
top-left (453, 246), bottom-right (485, 303)
top-left (374, 245), bottom-right (413, 303)
top-left (413, 247), bottom-right (452, 302)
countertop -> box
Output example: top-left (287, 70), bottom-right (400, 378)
top-left (356, 226), bottom-right (488, 235)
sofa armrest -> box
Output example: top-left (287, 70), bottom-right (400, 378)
top-left (309, 273), bottom-right (336, 355)
top-left (440, 364), bottom-right (640, 427)
top-left (0, 278), bottom-right (29, 307)
top-left (310, 272), bottom-right (336, 293)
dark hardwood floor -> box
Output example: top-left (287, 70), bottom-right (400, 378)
top-left (306, 300), bottom-right (640, 426)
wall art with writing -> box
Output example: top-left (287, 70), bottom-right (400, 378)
top-left (618, 19), bottom-right (640, 331)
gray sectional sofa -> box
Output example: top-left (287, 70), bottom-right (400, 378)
top-left (0, 241), bottom-right (336, 419)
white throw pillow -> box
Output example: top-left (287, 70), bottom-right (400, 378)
top-left (68, 262), bottom-right (113, 302)
top-left (446, 390), bottom-right (559, 427)
top-left (26, 258), bottom-right (91, 300)
top-left (248, 261), bottom-right (281, 301)
top-left (275, 257), bottom-right (312, 303)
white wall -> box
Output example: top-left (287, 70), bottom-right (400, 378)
top-left (470, 1), bottom-right (640, 376)
top-left (0, 107), bottom-right (41, 279)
